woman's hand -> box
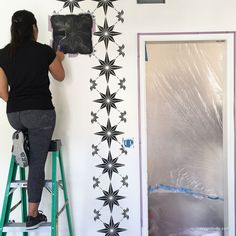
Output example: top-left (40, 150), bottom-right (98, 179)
top-left (56, 50), bottom-right (64, 62)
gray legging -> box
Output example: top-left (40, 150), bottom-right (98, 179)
top-left (7, 110), bottom-right (56, 203)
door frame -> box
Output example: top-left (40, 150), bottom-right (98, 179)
top-left (137, 32), bottom-right (236, 236)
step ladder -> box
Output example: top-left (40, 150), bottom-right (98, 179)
top-left (0, 139), bottom-right (73, 235)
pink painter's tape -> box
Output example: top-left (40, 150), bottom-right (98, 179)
top-left (68, 53), bottom-right (79, 58)
top-left (92, 18), bottom-right (96, 33)
top-left (48, 15), bottom-right (52, 32)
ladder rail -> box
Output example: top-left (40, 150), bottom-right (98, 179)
top-left (51, 151), bottom-right (59, 236)
top-left (19, 167), bottom-right (28, 236)
top-left (0, 156), bottom-right (17, 236)
top-left (59, 150), bottom-right (73, 236)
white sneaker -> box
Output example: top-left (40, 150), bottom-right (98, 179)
top-left (12, 131), bottom-right (29, 168)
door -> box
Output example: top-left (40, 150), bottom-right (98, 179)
top-left (138, 33), bottom-right (235, 236)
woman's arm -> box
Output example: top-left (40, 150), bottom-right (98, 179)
top-left (0, 67), bottom-right (8, 102)
top-left (49, 50), bottom-right (65, 82)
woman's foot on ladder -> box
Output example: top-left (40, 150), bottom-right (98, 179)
top-left (26, 210), bottom-right (47, 230)
top-left (12, 130), bottom-right (29, 168)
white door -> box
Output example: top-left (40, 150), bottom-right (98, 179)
top-left (138, 33), bottom-right (235, 236)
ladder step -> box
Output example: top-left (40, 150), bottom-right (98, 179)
top-left (3, 222), bottom-right (51, 232)
top-left (10, 180), bottom-right (54, 188)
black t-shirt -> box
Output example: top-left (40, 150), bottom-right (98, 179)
top-left (0, 40), bottom-right (56, 113)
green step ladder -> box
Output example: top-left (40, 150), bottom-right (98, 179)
top-left (0, 139), bottom-right (73, 236)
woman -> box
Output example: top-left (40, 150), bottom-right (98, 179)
top-left (0, 10), bottom-right (65, 230)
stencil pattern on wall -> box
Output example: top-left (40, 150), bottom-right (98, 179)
top-left (53, 0), bottom-right (128, 235)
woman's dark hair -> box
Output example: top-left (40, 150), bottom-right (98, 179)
top-left (10, 10), bottom-right (37, 55)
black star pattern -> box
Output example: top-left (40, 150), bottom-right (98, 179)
top-left (98, 216), bottom-right (126, 235)
top-left (122, 208), bottom-right (129, 220)
top-left (91, 111), bottom-right (99, 123)
top-left (118, 78), bottom-right (126, 90)
top-left (93, 0), bottom-right (117, 14)
top-left (94, 209), bottom-right (101, 221)
top-left (119, 111), bottom-right (127, 123)
top-left (94, 86), bottom-right (123, 115)
top-left (121, 175), bottom-right (128, 187)
top-left (95, 119), bottom-right (123, 147)
top-left (93, 53), bottom-right (122, 83)
top-left (117, 44), bottom-right (125, 57)
top-left (94, 19), bottom-right (121, 49)
top-left (93, 176), bottom-right (100, 189)
top-left (57, 0), bottom-right (84, 13)
top-left (90, 78), bottom-right (98, 91)
top-left (120, 146), bottom-right (127, 155)
top-left (96, 151), bottom-right (124, 179)
top-left (116, 10), bottom-right (124, 23)
top-left (97, 184), bottom-right (125, 212)
top-left (92, 144), bottom-right (99, 156)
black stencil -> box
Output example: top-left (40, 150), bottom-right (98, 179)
top-left (52, 0), bottom-right (128, 234)
top-left (51, 14), bottom-right (93, 54)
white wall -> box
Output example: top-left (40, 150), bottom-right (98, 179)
top-left (0, 0), bottom-right (236, 235)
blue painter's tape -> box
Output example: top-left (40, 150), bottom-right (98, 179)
top-left (123, 139), bottom-right (134, 148)
top-left (145, 43), bottom-right (148, 62)
top-left (148, 184), bottom-right (224, 201)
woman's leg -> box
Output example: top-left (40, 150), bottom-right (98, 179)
top-left (28, 203), bottom-right (39, 217)
top-left (20, 110), bottom-right (56, 216)
top-left (7, 112), bottom-right (26, 131)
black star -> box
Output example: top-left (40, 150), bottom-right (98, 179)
top-left (94, 86), bottom-right (123, 115)
top-left (93, 53), bottom-right (122, 82)
top-left (95, 119), bottom-right (123, 147)
top-left (98, 216), bottom-right (126, 235)
top-left (93, 0), bottom-right (117, 14)
top-left (97, 184), bottom-right (125, 212)
top-left (57, 0), bottom-right (84, 13)
top-left (94, 19), bottom-right (121, 49)
top-left (96, 151), bottom-right (124, 179)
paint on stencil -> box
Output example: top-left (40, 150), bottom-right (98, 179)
top-left (50, 14), bottom-right (93, 54)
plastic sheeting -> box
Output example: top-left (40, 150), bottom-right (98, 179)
top-left (145, 41), bottom-right (225, 236)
